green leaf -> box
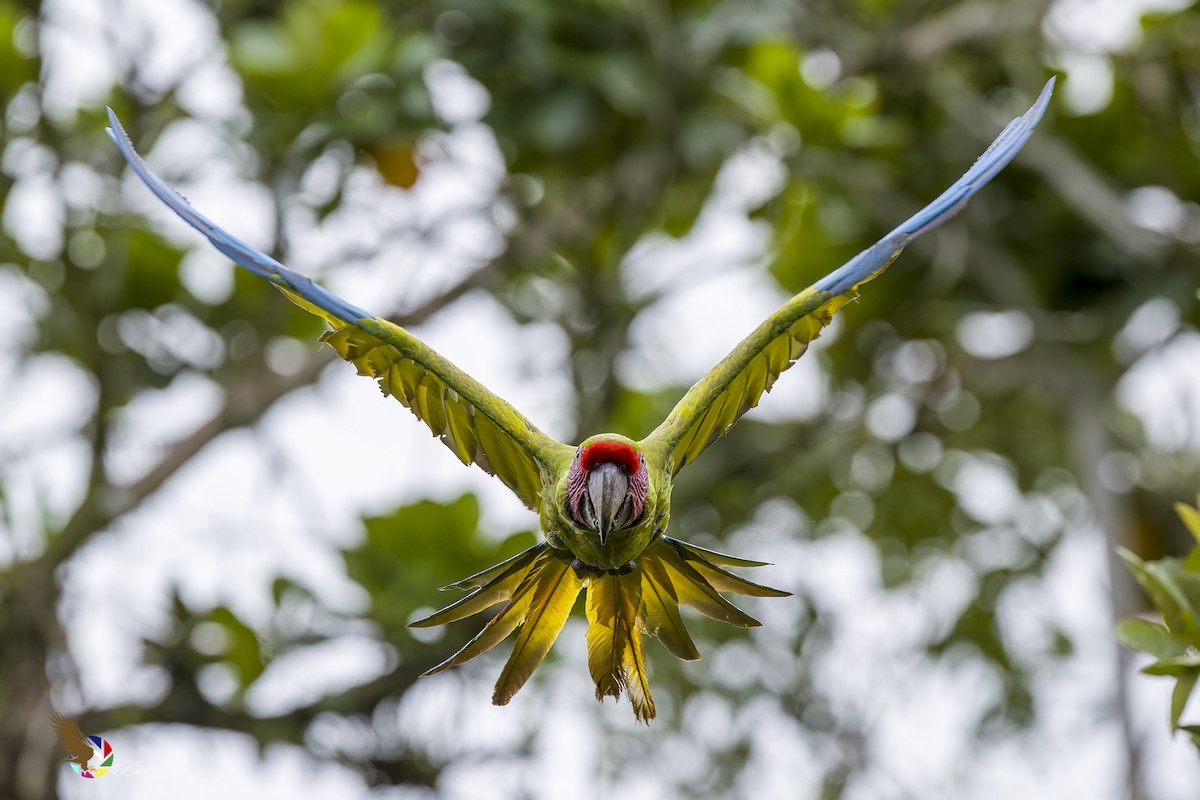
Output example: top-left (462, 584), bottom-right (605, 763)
top-left (0, 2), bottom-right (36, 95)
top-left (1142, 654), bottom-right (1200, 676)
top-left (230, 0), bottom-right (388, 111)
top-left (1178, 572), bottom-right (1200, 612)
top-left (1175, 500), bottom-right (1200, 546)
top-left (205, 605), bottom-right (266, 687)
top-left (1117, 618), bottom-right (1185, 660)
top-left (1118, 548), bottom-right (1198, 636)
top-left (1150, 562), bottom-right (1200, 643)
top-left (1180, 725), bottom-right (1200, 756)
top-left (1171, 670), bottom-right (1199, 729)
top-left (342, 493), bottom-right (537, 636)
top-left (271, 576), bottom-right (315, 606)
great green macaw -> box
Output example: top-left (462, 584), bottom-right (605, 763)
top-left (108, 77), bottom-right (1053, 722)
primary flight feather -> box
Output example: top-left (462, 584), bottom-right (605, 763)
top-left (108, 77), bottom-right (1053, 722)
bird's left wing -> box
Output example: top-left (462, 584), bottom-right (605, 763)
top-left (642, 78), bottom-right (1054, 475)
top-left (107, 111), bottom-right (572, 509)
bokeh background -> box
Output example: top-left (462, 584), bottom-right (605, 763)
top-left (2, 0), bottom-right (1199, 797)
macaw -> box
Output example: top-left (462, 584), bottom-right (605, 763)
top-left (108, 77), bottom-right (1053, 722)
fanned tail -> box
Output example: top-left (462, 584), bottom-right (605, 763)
top-left (411, 543), bottom-right (586, 707)
top-left (577, 538), bottom-right (788, 723)
top-left (411, 536), bottom-right (788, 723)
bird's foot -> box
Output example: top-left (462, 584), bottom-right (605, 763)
top-left (569, 559), bottom-right (636, 577)
top-left (569, 559), bottom-right (603, 579)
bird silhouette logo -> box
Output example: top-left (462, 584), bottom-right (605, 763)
top-left (49, 712), bottom-right (115, 779)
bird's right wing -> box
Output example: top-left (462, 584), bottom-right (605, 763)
top-left (49, 712), bottom-right (89, 754)
top-left (641, 78), bottom-right (1055, 474)
top-left (107, 111), bottom-right (573, 510)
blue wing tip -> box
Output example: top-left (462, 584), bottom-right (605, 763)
top-left (813, 77), bottom-right (1055, 295)
top-left (1029, 75), bottom-right (1056, 123)
top-left (105, 107), bottom-right (123, 138)
top-left (105, 108), bottom-right (138, 160)
top-left (105, 105), bottom-right (375, 325)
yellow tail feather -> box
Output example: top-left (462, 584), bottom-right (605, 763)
top-left (623, 610), bottom-right (655, 723)
top-left (585, 569), bottom-right (653, 720)
top-left (422, 551), bottom-right (550, 675)
top-left (649, 541), bottom-right (762, 627)
top-left (682, 556), bottom-right (791, 598)
top-left (409, 544), bottom-right (547, 628)
top-left (640, 561), bottom-right (701, 661)
top-left (492, 560), bottom-right (584, 705)
top-left (585, 572), bottom-right (627, 699)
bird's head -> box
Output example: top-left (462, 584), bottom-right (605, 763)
top-left (567, 436), bottom-right (649, 545)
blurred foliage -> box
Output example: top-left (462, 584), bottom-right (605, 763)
top-left (1119, 498), bottom-right (1200, 753)
top-left (344, 494), bottom-right (538, 637)
top-left (0, 0), bottom-right (1197, 797)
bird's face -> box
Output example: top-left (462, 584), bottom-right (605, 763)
top-left (567, 439), bottom-right (648, 545)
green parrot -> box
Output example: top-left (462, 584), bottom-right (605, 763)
top-left (107, 77), bottom-right (1053, 722)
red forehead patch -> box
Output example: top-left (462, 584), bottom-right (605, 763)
top-left (581, 441), bottom-right (641, 474)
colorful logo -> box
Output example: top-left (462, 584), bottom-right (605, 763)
top-left (69, 735), bottom-right (114, 779)
top-left (49, 712), bottom-right (115, 778)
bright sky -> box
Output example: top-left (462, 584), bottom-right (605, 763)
top-left (1, 0), bottom-right (1196, 798)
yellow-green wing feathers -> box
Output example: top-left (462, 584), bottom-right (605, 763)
top-left (671, 540), bottom-right (791, 598)
top-left (621, 593), bottom-right (655, 723)
top-left (105, 110), bottom-right (568, 511)
top-left (648, 289), bottom-right (854, 474)
top-left (323, 318), bottom-right (568, 510)
top-left (648, 538), bottom-right (768, 628)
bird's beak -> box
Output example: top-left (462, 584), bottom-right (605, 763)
top-left (586, 462), bottom-right (630, 545)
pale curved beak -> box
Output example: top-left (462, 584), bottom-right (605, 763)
top-left (584, 462), bottom-right (631, 544)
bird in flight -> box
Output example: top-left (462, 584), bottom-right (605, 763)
top-left (108, 77), bottom-right (1053, 722)
top-left (49, 712), bottom-right (94, 772)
